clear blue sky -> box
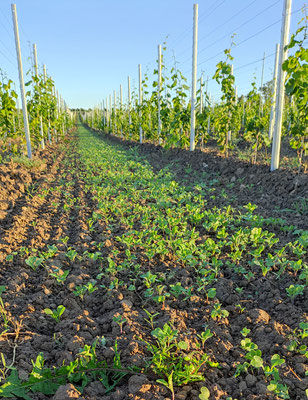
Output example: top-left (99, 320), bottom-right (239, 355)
top-left (0, 0), bottom-right (306, 109)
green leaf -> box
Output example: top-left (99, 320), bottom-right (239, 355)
top-left (157, 378), bottom-right (168, 387)
top-left (178, 341), bottom-right (188, 350)
top-left (32, 352), bottom-right (45, 372)
top-left (0, 369), bottom-right (32, 399)
top-left (25, 256), bottom-right (44, 270)
top-left (167, 371), bottom-right (174, 392)
top-left (267, 382), bottom-right (277, 392)
top-left (57, 305), bottom-right (66, 317)
top-left (250, 355), bottom-right (263, 369)
top-left (207, 288), bottom-right (216, 299)
top-left (271, 354), bottom-right (285, 368)
top-left (199, 386), bottom-right (210, 400)
top-left (240, 327), bottom-right (251, 337)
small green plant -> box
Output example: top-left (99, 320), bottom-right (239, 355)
top-left (0, 287), bottom-right (9, 332)
top-left (264, 354), bottom-right (289, 399)
top-left (113, 315), bottom-right (126, 334)
top-left (85, 281), bottom-right (97, 294)
top-left (73, 281), bottom-right (97, 300)
top-left (197, 327), bottom-right (213, 348)
top-left (251, 258), bottom-right (271, 277)
top-left (153, 285), bottom-right (170, 310)
top-left (65, 248), bottom-right (78, 262)
top-left (235, 338), bottom-right (264, 377)
top-left (41, 245), bottom-right (58, 259)
top-left (84, 251), bottom-right (102, 261)
top-left (299, 322), bottom-right (308, 339)
top-left (74, 285), bottom-right (87, 300)
top-left (143, 323), bottom-right (218, 400)
top-left (106, 257), bottom-right (117, 276)
top-left (25, 255), bottom-right (44, 271)
top-left (211, 303), bottom-right (229, 321)
top-left (235, 287), bottom-right (244, 295)
top-left (141, 271), bottom-right (157, 288)
top-left (235, 303), bottom-right (246, 313)
top-left (0, 340), bottom-right (127, 397)
top-left (5, 252), bottom-right (17, 262)
top-left (206, 287), bottom-right (216, 302)
top-left (143, 309), bottom-right (160, 330)
top-left (169, 282), bottom-right (185, 299)
top-left (49, 268), bottom-right (70, 284)
top-left (59, 236), bottom-right (69, 247)
top-left (286, 284), bottom-right (305, 302)
top-left (44, 305), bottom-right (66, 323)
top-left (240, 327), bottom-right (251, 337)
top-left (0, 352), bottom-right (15, 383)
top-left (108, 278), bottom-right (124, 290)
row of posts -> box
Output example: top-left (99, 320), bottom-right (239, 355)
top-left (11, 4), bottom-right (68, 159)
top-left (12, 0), bottom-right (293, 168)
top-left (104, 0), bottom-right (293, 172)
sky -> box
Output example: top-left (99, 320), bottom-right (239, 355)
top-left (0, 0), bottom-right (306, 109)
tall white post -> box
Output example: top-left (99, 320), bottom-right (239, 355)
top-left (57, 90), bottom-right (65, 135)
top-left (43, 64), bottom-right (51, 143)
top-left (109, 94), bottom-right (112, 131)
top-left (33, 44), bottom-right (39, 76)
top-left (103, 101), bottom-right (106, 128)
top-left (33, 44), bottom-right (45, 149)
top-left (158, 44), bottom-right (162, 145)
top-left (207, 115), bottom-right (210, 136)
top-left (269, 44), bottom-right (280, 140)
top-left (259, 52), bottom-right (266, 115)
top-left (14, 83), bottom-right (20, 130)
top-left (53, 86), bottom-right (58, 142)
top-left (61, 97), bottom-right (66, 135)
top-left (271, 0), bottom-right (292, 171)
top-left (128, 76), bottom-right (131, 137)
top-left (120, 84), bottom-right (123, 138)
top-left (62, 109), bottom-right (66, 135)
top-left (57, 90), bottom-right (61, 137)
top-left (113, 90), bottom-right (117, 134)
top-left (227, 64), bottom-right (234, 142)
top-left (199, 73), bottom-right (204, 148)
top-left (56, 90), bottom-right (60, 113)
top-left (241, 99), bottom-right (245, 128)
top-left (11, 4), bottom-right (32, 159)
top-left (105, 97), bottom-right (109, 132)
top-left (200, 73), bottom-right (203, 113)
top-left (138, 64), bottom-right (143, 143)
top-left (105, 97), bottom-right (107, 127)
top-left (190, 3), bottom-right (198, 151)
top-left (102, 100), bottom-right (105, 128)
top-left (43, 64), bottom-right (47, 84)
top-left (109, 97), bottom-right (111, 127)
top-left (103, 100), bottom-right (106, 129)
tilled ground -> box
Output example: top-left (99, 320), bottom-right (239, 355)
top-left (0, 127), bottom-right (307, 400)
top-left (106, 135), bottom-right (308, 232)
